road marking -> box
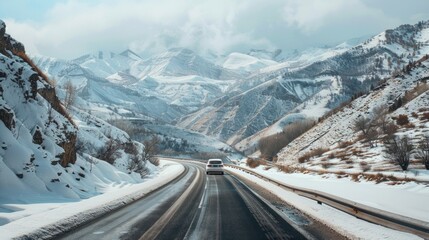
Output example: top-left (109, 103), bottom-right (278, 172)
top-left (198, 176), bottom-right (208, 209)
top-left (214, 176), bottom-right (221, 240)
top-left (139, 167), bottom-right (201, 240)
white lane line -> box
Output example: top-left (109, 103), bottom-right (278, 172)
top-left (184, 174), bottom-right (209, 240)
top-left (198, 176), bottom-right (208, 209)
top-left (139, 167), bottom-right (201, 240)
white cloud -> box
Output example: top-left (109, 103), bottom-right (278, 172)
top-left (5, 0), bottom-right (276, 59)
top-left (282, 0), bottom-right (392, 33)
top-left (3, 0), bottom-right (428, 59)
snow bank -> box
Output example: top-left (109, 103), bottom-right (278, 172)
top-left (227, 167), bottom-right (422, 240)
top-left (0, 160), bottom-right (184, 240)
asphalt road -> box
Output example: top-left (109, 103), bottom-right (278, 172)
top-left (59, 161), bottom-right (309, 240)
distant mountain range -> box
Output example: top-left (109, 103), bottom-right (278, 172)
top-left (33, 20), bottom-right (429, 154)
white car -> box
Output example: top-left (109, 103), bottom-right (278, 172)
top-left (206, 159), bottom-right (224, 175)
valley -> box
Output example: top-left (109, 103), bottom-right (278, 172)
top-left (1, 7), bottom-right (429, 240)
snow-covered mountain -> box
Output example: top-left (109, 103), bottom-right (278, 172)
top-left (74, 49), bottom-right (142, 78)
top-left (33, 54), bottom-right (185, 122)
top-left (0, 20), bottom-right (155, 205)
top-left (128, 48), bottom-right (237, 79)
top-left (29, 20), bottom-right (429, 158)
top-left (33, 47), bottom-right (244, 119)
top-left (277, 53), bottom-right (429, 172)
top-left (222, 52), bottom-right (278, 74)
top-left (179, 20), bottom-right (429, 148)
top-left (33, 47), bottom-right (242, 157)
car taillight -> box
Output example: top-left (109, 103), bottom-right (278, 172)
top-left (207, 164), bottom-right (212, 167)
top-left (220, 165), bottom-right (223, 167)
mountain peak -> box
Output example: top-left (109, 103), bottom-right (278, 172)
top-left (119, 49), bottom-right (142, 61)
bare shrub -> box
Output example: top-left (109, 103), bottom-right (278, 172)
top-left (143, 135), bottom-right (160, 166)
top-left (298, 147), bottom-right (329, 163)
top-left (396, 114), bottom-right (409, 126)
top-left (193, 152), bottom-right (227, 160)
top-left (366, 128), bottom-right (379, 147)
top-left (107, 119), bottom-right (149, 140)
top-left (353, 116), bottom-right (373, 136)
top-left (321, 162), bottom-right (331, 169)
top-left (384, 135), bottom-right (413, 170)
top-left (338, 141), bottom-right (353, 148)
top-left (372, 105), bottom-right (389, 132)
top-left (384, 122), bottom-right (398, 137)
top-left (258, 119), bottom-right (315, 160)
top-left (277, 164), bottom-right (296, 173)
top-left (360, 161), bottom-right (371, 172)
top-left (415, 135), bottom-right (429, 170)
top-left (353, 115), bottom-right (379, 147)
top-left (127, 154), bottom-right (148, 177)
top-left (247, 158), bottom-right (261, 168)
top-left (97, 139), bottom-right (120, 164)
top-left (421, 112), bottom-right (429, 121)
top-left (402, 82), bottom-right (429, 104)
top-left (64, 80), bottom-right (76, 110)
top-left (345, 159), bottom-right (354, 164)
top-left (351, 173), bottom-right (360, 182)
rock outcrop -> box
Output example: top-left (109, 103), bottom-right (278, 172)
top-left (0, 20), bottom-right (77, 167)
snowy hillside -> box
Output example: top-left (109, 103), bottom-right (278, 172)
top-left (222, 52), bottom-right (278, 74)
top-left (74, 50), bottom-right (142, 78)
top-left (179, 20), bottom-right (429, 149)
top-left (129, 48), bottom-right (237, 80)
top-left (278, 55), bottom-right (429, 174)
top-left (179, 77), bottom-right (325, 145)
top-left (33, 55), bottom-right (185, 122)
top-left (0, 20), bottom-right (156, 212)
top-left (34, 47), bottom-right (242, 119)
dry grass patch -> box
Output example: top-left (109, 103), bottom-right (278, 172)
top-left (246, 158), bottom-right (261, 168)
top-left (345, 159), bottom-right (354, 164)
top-left (276, 164), bottom-right (296, 173)
top-left (298, 147), bottom-right (330, 163)
top-left (360, 161), bottom-right (371, 172)
top-left (338, 141), bottom-right (354, 148)
top-left (420, 112), bottom-right (429, 121)
top-left (396, 114), bottom-right (410, 126)
top-left (321, 162), bottom-right (333, 169)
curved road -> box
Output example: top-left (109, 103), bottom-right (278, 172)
top-left (60, 161), bottom-right (310, 240)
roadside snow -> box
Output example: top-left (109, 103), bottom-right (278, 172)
top-left (0, 160), bottom-right (184, 240)
top-left (243, 166), bottom-right (429, 222)
top-left (227, 167), bottom-right (423, 240)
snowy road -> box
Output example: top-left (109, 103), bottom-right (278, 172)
top-left (59, 161), bottom-right (310, 240)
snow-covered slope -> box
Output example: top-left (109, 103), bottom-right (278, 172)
top-left (179, 77), bottom-right (325, 145)
top-left (73, 49), bottom-right (142, 78)
top-left (278, 55), bottom-right (429, 173)
top-left (34, 47), bottom-right (242, 120)
top-left (129, 48), bottom-right (237, 80)
top-left (33, 46), bottom-right (241, 157)
top-left (222, 52), bottom-right (278, 74)
top-left (33, 55), bottom-right (185, 122)
top-left (0, 20), bottom-right (155, 209)
top-left (179, 20), bottom-right (429, 148)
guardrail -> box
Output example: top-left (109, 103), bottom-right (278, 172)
top-left (226, 164), bottom-right (429, 239)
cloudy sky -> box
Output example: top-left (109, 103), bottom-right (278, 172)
top-left (1, 0), bottom-right (429, 59)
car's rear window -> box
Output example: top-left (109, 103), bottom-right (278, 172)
top-left (209, 160), bottom-right (222, 164)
